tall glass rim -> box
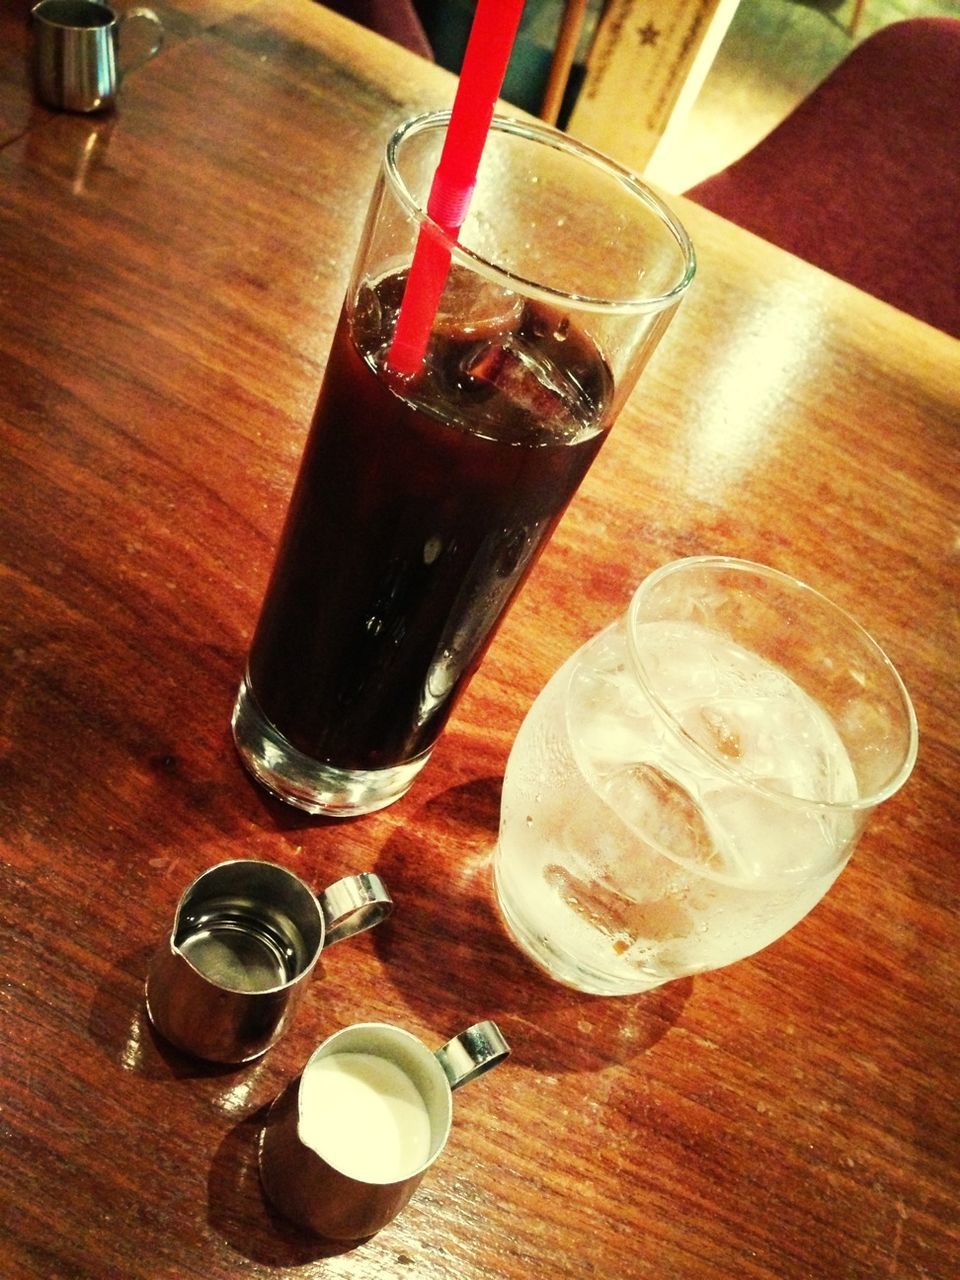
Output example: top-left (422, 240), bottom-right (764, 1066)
top-left (625, 556), bottom-right (919, 814)
top-left (383, 109), bottom-right (696, 315)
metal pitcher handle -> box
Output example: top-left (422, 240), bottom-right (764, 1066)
top-left (318, 872), bottom-right (393, 946)
top-left (435, 1021), bottom-right (510, 1090)
top-left (118, 7), bottom-right (164, 74)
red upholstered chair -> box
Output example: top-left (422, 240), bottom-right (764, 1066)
top-left (685, 18), bottom-right (960, 338)
top-left (320, 1), bottom-right (434, 60)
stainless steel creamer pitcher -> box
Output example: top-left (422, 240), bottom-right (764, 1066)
top-left (259, 1020), bottom-right (510, 1239)
top-left (145, 860), bottom-right (392, 1063)
top-left (31, 0), bottom-right (162, 113)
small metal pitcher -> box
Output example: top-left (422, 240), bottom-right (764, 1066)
top-left (145, 860), bottom-right (392, 1064)
top-left (259, 1020), bottom-right (510, 1240)
top-left (31, 0), bottom-right (163, 114)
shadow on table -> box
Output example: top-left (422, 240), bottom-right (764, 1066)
top-left (86, 940), bottom-right (278, 1081)
top-left (87, 949), bottom-right (362, 1263)
top-left (370, 775), bottom-right (692, 1076)
top-left (206, 1105), bottom-right (363, 1266)
top-left (84, 945), bottom-right (359, 1264)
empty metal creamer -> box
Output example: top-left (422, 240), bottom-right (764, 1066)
top-left (31, 0), bottom-right (163, 114)
top-left (145, 860), bottom-right (392, 1063)
top-left (259, 1020), bottom-right (510, 1240)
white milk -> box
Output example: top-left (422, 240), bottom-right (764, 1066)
top-left (298, 1051), bottom-right (433, 1183)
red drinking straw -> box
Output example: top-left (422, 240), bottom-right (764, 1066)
top-left (386, 0), bottom-right (527, 377)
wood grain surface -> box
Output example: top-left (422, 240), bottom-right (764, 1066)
top-left (0, 3), bottom-right (957, 1279)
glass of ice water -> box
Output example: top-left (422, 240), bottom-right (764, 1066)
top-left (493, 557), bottom-right (918, 995)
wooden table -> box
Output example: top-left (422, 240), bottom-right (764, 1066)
top-left (1, 3), bottom-right (957, 1277)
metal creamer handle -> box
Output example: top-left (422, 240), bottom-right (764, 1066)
top-left (435, 1021), bottom-right (510, 1090)
top-left (318, 872), bottom-right (393, 946)
top-left (118, 8), bottom-right (164, 73)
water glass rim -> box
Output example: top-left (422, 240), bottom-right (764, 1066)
top-left (625, 555), bottom-right (919, 814)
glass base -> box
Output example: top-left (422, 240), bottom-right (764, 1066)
top-left (231, 675), bottom-right (431, 818)
top-left (492, 854), bottom-right (668, 997)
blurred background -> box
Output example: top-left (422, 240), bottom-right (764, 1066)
top-left (409, 0), bottom-right (958, 191)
